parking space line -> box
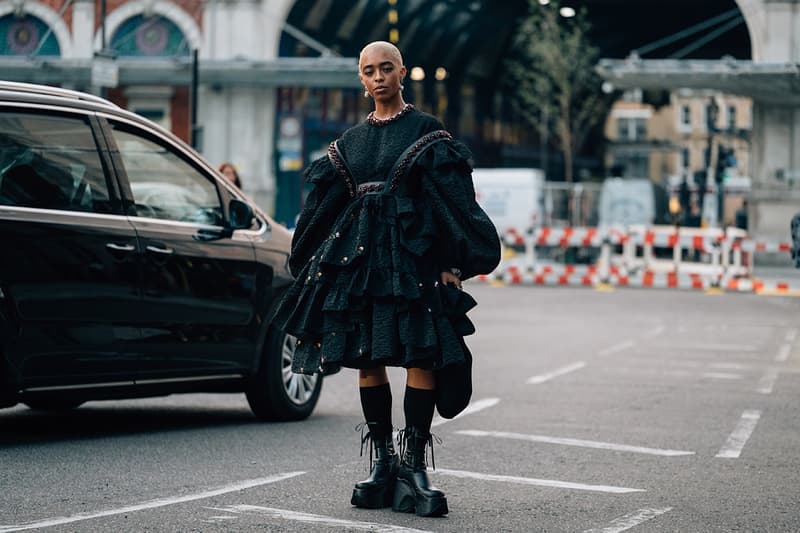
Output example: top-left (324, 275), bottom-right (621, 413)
top-left (756, 368), bottom-right (779, 394)
top-left (716, 410), bottom-right (761, 458)
top-left (598, 340), bottom-right (635, 356)
top-left (207, 505), bottom-right (433, 533)
top-left (785, 328), bottom-right (798, 344)
top-left (0, 472), bottom-right (305, 533)
top-left (431, 397), bottom-right (500, 428)
top-left (433, 468), bottom-right (644, 494)
top-left (775, 343), bottom-right (791, 363)
top-left (582, 507), bottom-right (673, 533)
top-left (456, 430), bottom-right (695, 457)
top-left (526, 362), bottom-right (586, 384)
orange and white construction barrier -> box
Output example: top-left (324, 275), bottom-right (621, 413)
top-left (483, 224), bottom-right (798, 295)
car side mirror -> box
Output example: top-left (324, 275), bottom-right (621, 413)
top-left (228, 199), bottom-right (254, 230)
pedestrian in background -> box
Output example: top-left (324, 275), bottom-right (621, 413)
top-left (218, 162), bottom-right (242, 188)
top-left (272, 41), bottom-right (500, 517)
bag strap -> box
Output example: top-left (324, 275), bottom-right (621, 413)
top-left (386, 130), bottom-right (452, 193)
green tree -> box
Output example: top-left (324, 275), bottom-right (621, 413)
top-left (506, 0), bottom-right (609, 184)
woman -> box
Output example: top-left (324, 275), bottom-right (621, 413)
top-left (273, 41), bottom-right (500, 517)
top-left (218, 162), bottom-right (242, 188)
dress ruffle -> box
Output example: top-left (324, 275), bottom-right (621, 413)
top-left (274, 136), bottom-right (498, 376)
top-left (418, 140), bottom-right (501, 281)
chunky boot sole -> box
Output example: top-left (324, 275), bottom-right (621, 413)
top-left (391, 479), bottom-right (449, 517)
top-left (351, 484), bottom-right (395, 509)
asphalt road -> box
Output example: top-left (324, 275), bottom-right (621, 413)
top-left (2, 285), bottom-right (799, 532)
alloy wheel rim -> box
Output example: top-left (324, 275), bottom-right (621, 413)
top-left (281, 333), bottom-right (318, 405)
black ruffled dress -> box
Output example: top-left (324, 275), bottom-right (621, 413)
top-left (273, 106), bottom-right (500, 376)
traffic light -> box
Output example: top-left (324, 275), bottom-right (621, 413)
top-left (715, 145), bottom-right (732, 184)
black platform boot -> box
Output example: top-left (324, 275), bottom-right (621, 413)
top-left (392, 427), bottom-right (448, 517)
top-left (351, 423), bottom-right (400, 509)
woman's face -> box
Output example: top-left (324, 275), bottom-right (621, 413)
top-left (359, 46), bottom-right (406, 104)
top-left (221, 165), bottom-right (237, 184)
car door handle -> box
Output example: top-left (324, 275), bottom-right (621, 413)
top-left (145, 245), bottom-right (174, 255)
top-left (106, 243), bottom-right (136, 252)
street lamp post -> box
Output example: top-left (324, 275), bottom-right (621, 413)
top-left (92, 0), bottom-right (118, 95)
top-left (705, 97), bottom-right (719, 226)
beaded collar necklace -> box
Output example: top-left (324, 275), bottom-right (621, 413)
top-left (365, 103), bottom-right (414, 127)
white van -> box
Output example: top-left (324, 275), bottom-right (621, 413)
top-left (598, 178), bottom-right (655, 227)
top-left (472, 168), bottom-right (545, 234)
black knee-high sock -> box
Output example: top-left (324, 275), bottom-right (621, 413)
top-left (403, 386), bottom-right (436, 435)
top-left (359, 382), bottom-right (392, 437)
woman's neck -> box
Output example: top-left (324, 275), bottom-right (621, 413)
top-left (372, 97), bottom-right (407, 120)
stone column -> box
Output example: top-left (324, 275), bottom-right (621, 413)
top-left (198, 0), bottom-right (295, 216)
top-left (71, 0), bottom-right (95, 59)
top-left (737, 0), bottom-right (800, 240)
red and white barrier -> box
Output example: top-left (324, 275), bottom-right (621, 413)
top-left (482, 224), bottom-right (798, 295)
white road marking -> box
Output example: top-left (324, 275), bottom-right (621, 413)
top-left (208, 505), bottom-right (433, 533)
top-left (673, 343), bottom-right (758, 352)
top-left (702, 372), bottom-right (743, 380)
top-left (456, 429), bottom-right (694, 457)
top-left (526, 361), bottom-right (586, 384)
top-left (431, 397), bottom-right (500, 428)
top-left (775, 343), bottom-right (792, 363)
top-left (710, 362), bottom-right (748, 370)
top-left (433, 468), bottom-right (644, 494)
top-left (206, 515), bottom-right (237, 520)
top-left (756, 368), bottom-right (779, 394)
top-left (605, 367), bottom-right (744, 382)
top-left (583, 507), bottom-right (673, 533)
top-left (598, 340), bottom-right (635, 356)
top-left (0, 472), bottom-right (305, 533)
top-left (716, 410), bottom-right (761, 458)
top-left (643, 325), bottom-right (665, 339)
top-left (786, 328), bottom-right (798, 343)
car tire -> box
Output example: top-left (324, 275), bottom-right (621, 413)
top-left (245, 325), bottom-right (322, 421)
top-left (791, 213), bottom-right (800, 267)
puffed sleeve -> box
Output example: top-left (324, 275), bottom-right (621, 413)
top-left (419, 140), bottom-right (501, 280)
top-left (289, 155), bottom-right (349, 277)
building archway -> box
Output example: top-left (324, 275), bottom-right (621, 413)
top-left (93, 0), bottom-right (201, 52)
top-left (0, 1), bottom-right (71, 57)
top-left (109, 14), bottom-right (191, 58)
top-left (733, 0), bottom-right (766, 61)
top-left (97, 2), bottom-right (200, 141)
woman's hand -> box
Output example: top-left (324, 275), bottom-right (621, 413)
top-left (440, 270), bottom-right (462, 289)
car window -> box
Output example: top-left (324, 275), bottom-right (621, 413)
top-left (0, 111), bottom-right (112, 213)
top-left (110, 124), bottom-right (223, 226)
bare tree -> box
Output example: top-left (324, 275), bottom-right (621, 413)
top-left (506, 0), bottom-right (609, 184)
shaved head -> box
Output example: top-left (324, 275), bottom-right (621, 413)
top-left (359, 41), bottom-right (403, 68)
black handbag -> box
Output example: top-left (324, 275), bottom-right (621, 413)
top-left (434, 283), bottom-right (476, 419)
top-left (435, 338), bottom-right (473, 419)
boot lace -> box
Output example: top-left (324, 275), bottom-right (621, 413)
top-left (355, 422), bottom-right (374, 471)
top-left (397, 428), bottom-right (442, 470)
top-left (355, 422), bottom-right (394, 471)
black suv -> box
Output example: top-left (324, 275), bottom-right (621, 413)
top-left (0, 82), bottom-right (321, 420)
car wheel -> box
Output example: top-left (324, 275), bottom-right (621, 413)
top-left (246, 326), bottom-right (322, 421)
top-left (791, 213), bottom-right (800, 267)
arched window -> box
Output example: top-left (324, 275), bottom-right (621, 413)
top-left (110, 15), bottom-right (189, 58)
top-left (0, 14), bottom-right (60, 56)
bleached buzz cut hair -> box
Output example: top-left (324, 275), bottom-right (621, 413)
top-left (359, 41), bottom-right (404, 68)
